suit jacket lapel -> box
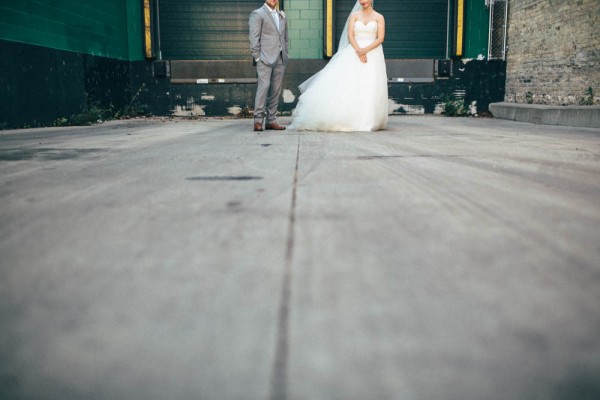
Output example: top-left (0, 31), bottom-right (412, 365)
top-left (262, 5), bottom-right (281, 34)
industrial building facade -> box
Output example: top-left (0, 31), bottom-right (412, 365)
top-left (1, 0), bottom-right (509, 128)
top-left (154, 0), bottom-right (486, 60)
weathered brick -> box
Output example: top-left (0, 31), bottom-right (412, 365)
top-left (505, 0), bottom-right (600, 105)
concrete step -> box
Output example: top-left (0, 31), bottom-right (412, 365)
top-left (489, 102), bottom-right (600, 128)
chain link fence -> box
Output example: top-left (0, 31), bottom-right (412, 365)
top-left (487, 0), bottom-right (508, 60)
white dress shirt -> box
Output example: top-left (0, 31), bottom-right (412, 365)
top-left (265, 4), bottom-right (280, 31)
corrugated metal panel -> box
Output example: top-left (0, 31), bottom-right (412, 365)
top-left (159, 0), bottom-right (257, 60)
top-left (160, 0), bottom-right (449, 60)
top-left (0, 0), bottom-right (130, 59)
top-left (336, 0), bottom-right (448, 59)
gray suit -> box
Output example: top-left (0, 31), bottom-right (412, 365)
top-left (249, 5), bottom-right (289, 125)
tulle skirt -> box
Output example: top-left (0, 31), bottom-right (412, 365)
top-left (289, 43), bottom-right (388, 132)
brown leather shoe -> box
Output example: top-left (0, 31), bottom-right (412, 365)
top-left (265, 122), bottom-right (286, 130)
top-left (254, 122), bottom-right (263, 132)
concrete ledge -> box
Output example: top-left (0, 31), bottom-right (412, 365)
top-left (489, 102), bottom-right (600, 128)
top-left (169, 59), bottom-right (436, 83)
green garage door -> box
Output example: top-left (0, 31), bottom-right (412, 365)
top-left (159, 0), bottom-right (257, 60)
top-left (160, 0), bottom-right (449, 60)
top-left (336, 0), bottom-right (449, 58)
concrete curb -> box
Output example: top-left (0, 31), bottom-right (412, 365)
top-left (489, 102), bottom-right (600, 128)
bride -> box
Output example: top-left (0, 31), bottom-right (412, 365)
top-left (289, 0), bottom-right (388, 132)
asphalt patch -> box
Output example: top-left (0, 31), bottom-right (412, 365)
top-left (0, 148), bottom-right (104, 161)
top-left (186, 176), bottom-right (263, 181)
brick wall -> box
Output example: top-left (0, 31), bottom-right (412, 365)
top-left (285, 0), bottom-right (323, 59)
top-left (505, 0), bottom-right (600, 105)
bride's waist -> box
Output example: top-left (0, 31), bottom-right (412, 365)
top-left (356, 38), bottom-right (378, 47)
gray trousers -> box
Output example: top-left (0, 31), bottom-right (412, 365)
top-left (254, 55), bottom-right (286, 124)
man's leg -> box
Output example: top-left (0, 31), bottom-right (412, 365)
top-left (254, 62), bottom-right (273, 125)
top-left (266, 57), bottom-right (286, 124)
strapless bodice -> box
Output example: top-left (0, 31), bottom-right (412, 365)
top-left (354, 20), bottom-right (378, 43)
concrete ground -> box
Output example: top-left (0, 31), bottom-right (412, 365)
top-left (1, 115), bottom-right (599, 400)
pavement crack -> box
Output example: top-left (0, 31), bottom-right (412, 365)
top-left (270, 133), bottom-right (301, 400)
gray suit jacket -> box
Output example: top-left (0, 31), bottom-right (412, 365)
top-left (249, 5), bottom-right (289, 67)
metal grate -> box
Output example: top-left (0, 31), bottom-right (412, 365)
top-left (487, 0), bottom-right (508, 60)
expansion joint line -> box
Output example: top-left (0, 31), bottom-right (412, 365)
top-left (270, 132), bottom-right (301, 400)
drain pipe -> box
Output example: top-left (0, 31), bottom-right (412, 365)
top-left (445, 0), bottom-right (450, 59)
top-left (155, 0), bottom-right (162, 60)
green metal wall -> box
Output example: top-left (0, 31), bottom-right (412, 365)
top-left (0, 0), bottom-right (489, 62)
top-left (159, 0), bottom-right (451, 61)
top-left (157, 0), bottom-right (488, 61)
top-left (126, 0), bottom-right (144, 60)
top-left (159, 0), bottom-right (258, 60)
top-left (464, 0), bottom-right (489, 59)
top-left (158, 0), bottom-right (325, 61)
top-left (0, 0), bottom-right (143, 61)
top-left (336, 0), bottom-right (449, 59)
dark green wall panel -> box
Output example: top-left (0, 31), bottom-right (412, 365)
top-left (464, 0), bottom-right (489, 59)
top-left (336, 0), bottom-right (449, 59)
top-left (127, 0), bottom-right (144, 61)
top-left (158, 0), bottom-right (484, 61)
top-left (0, 0), bottom-right (140, 60)
top-left (159, 0), bottom-right (258, 60)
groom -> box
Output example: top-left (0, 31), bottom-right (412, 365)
top-left (249, 0), bottom-right (289, 132)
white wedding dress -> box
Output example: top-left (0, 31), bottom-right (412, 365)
top-left (289, 20), bottom-right (388, 132)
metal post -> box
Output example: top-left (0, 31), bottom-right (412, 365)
top-left (487, 0), bottom-right (494, 60)
top-left (324, 0), bottom-right (334, 57)
top-left (446, 0), bottom-right (451, 59)
top-left (155, 0), bottom-right (162, 60)
top-left (502, 0), bottom-right (508, 60)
